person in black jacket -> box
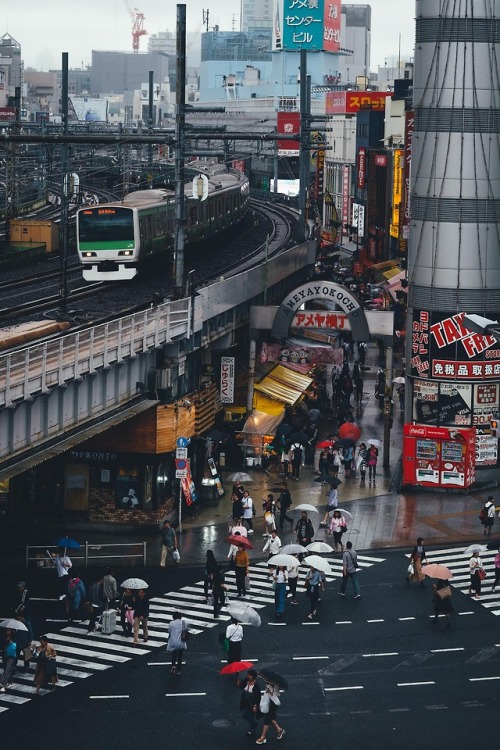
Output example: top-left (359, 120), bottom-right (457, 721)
top-left (204, 550), bottom-right (218, 602)
top-left (295, 511), bottom-right (314, 547)
top-left (277, 483), bottom-right (293, 531)
top-left (239, 669), bottom-right (262, 737)
top-left (132, 589), bottom-right (149, 645)
top-left (212, 565), bottom-right (227, 618)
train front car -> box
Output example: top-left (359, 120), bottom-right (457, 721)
top-left (77, 203), bottom-right (139, 281)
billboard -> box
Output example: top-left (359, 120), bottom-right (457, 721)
top-left (0, 107), bottom-right (16, 121)
top-left (402, 111), bottom-right (414, 240)
top-left (357, 147), bottom-right (366, 189)
top-left (326, 90), bottom-right (391, 115)
top-left (389, 149), bottom-right (403, 239)
top-left (274, 0), bottom-right (341, 51)
top-left (70, 96), bottom-right (108, 123)
top-left (277, 111), bottom-right (300, 156)
top-left (220, 357), bottom-right (235, 404)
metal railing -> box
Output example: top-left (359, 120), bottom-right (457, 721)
top-left (25, 542), bottom-right (147, 570)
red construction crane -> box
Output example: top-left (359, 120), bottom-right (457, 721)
top-left (123, 2), bottom-right (148, 53)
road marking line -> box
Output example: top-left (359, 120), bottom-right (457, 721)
top-left (293, 656), bottom-right (329, 660)
top-left (430, 648), bottom-right (464, 653)
top-left (397, 681), bottom-right (435, 687)
top-left (367, 619), bottom-right (384, 623)
top-left (324, 686), bottom-right (363, 692)
top-left (398, 617), bottom-right (415, 621)
top-left (334, 621), bottom-right (352, 625)
top-left (268, 622), bottom-right (286, 626)
top-left (469, 676), bottom-right (500, 682)
top-left (302, 621), bottom-right (320, 625)
top-left (389, 708), bottom-right (410, 712)
top-left (165, 692), bottom-right (207, 697)
top-left (458, 611), bottom-right (474, 616)
top-left (90, 695), bottom-right (129, 699)
top-left (363, 652), bottom-right (398, 657)
top-left (221, 659), bottom-right (258, 663)
top-left (45, 619), bottom-right (68, 623)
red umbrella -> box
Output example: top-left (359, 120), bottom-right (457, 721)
top-left (338, 422), bottom-right (361, 442)
top-left (226, 535), bottom-right (254, 550)
top-left (219, 661), bottom-right (255, 675)
top-left (316, 440), bottom-right (336, 449)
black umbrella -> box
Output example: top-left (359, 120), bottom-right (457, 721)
top-left (257, 668), bottom-right (288, 690)
top-left (204, 429), bottom-right (228, 443)
top-left (313, 476), bottom-right (342, 487)
top-left (486, 540), bottom-right (500, 551)
top-left (336, 438), bottom-right (356, 449)
top-left (277, 423), bottom-right (293, 438)
top-left (289, 431), bottom-right (308, 445)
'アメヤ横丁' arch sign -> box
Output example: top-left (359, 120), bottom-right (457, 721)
top-left (271, 281), bottom-right (370, 341)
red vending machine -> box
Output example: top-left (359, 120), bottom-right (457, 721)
top-left (403, 424), bottom-right (476, 489)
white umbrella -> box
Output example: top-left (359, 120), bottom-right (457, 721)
top-left (226, 602), bottom-right (261, 627)
top-left (393, 377), bottom-right (405, 385)
top-left (268, 553), bottom-right (301, 567)
top-left (366, 439), bottom-right (381, 448)
top-left (306, 542), bottom-right (334, 553)
top-left (294, 503), bottom-right (319, 513)
top-left (121, 577), bottom-right (149, 590)
top-left (0, 618), bottom-right (28, 631)
top-left (227, 472), bottom-right (253, 483)
top-left (305, 555), bottom-right (333, 575)
top-left (464, 544), bottom-right (488, 556)
top-left (329, 508), bottom-right (353, 519)
top-left (280, 543), bottom-right (305, 555)
top-left (230, 524), bottom-right (248, 537)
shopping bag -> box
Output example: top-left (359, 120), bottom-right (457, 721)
top-left (436, 586), bottom-right (452, 599)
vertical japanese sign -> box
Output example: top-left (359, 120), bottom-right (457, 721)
top-left (280, 0), bottom-right (326, 50)
top-left (277, 111), bottom-right (300, 156)
top-left (402, 111), bottom-right (414, 241)
top-left (357, 147), bottom-right (366, 189)
top-left (342, 165), bottom-right (350, 223)
top-left (220, 357), bottom-right (235, 404)
top-left (315, 148), bottom-right (325, 211)
top-left (323, 0), bottom-right (342, 52)
top-left (390, 149), bottom-right (403, 239)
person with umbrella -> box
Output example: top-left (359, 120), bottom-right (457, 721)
top-left (356, 442), bottom-right (368, 482)
top-left (329, 510), bottom-right (347, 553)
top-left (255, 681), bottom-right (285, 744)
top-left (239, 668), bottom-right (262, 738)
top-left (469, 550), bottom-right (485, 600)
top-left (295, 511), bottom-right (315, 548)
top-left (367, 443), bottom-right (379, 482)
top-left (118, 587), bottom-right (134, 637)
top-left (432, 580), bottom-right (453, 628)
top-left (166, 611), bottom-right (188, 675)
top-left (0, 628), bottom-right (17, 692)
top-left (50, 546), bottom-right (72, 600)
top-left (304, 564), bottom-right (322, 620)
top-left (225, 617), bottom-right (244, 663)
top-left (272, 566), bottom-right (288, 619)
top-left (132, 588), bottom-right (149, 645)
top-left (14, 614), bottom-right (33, 672)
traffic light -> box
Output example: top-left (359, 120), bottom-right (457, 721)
top-left (491, 420), bottom-right (498, 438)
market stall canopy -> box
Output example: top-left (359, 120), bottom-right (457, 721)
top-left (254, 364), bottom-right (314, 408)
top-left (241, 410), bottom-right (284, 436)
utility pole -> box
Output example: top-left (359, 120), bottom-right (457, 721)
top-left (58, 53), bottom-right (70, 314)
top-left (174, 4), bottom-right (187, 294)
top-left (148, 70), bottom-right (154, 181)
top-left (298, 49), bottom-right (309, 242)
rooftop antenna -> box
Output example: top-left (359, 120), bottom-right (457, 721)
top-left (203, 9), bottom-right (210, 32)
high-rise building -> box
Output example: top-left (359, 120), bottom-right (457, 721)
top-left (0, 33), bottom-right (22, 89)
top-left (241, 0), bottom-right (274, 30)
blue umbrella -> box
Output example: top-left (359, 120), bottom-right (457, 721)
top-left (55, 537), bottom-right (81, 550)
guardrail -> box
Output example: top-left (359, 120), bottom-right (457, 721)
top-left (26, 542), bottom-right (147, 570)
top-left (0, 298), bottom-right (191, 408)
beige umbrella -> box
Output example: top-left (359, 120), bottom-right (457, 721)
top-left (305, 555), bottom-right (333, 575)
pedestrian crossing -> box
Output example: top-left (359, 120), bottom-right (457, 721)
top-left (0, 552), bottom-right (385, 713)
top-left (411, 545), bottom-right (500, 616)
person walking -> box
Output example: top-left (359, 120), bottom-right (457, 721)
top-left (367, 444), bottom-right (378, 482)
top-left (483, 496), bottom-right (495, 536)
top-left (356, 443), bottom-right (368, 482)
top-left (50, 548), bottom-right (72, 600)
top-left (14, 581), bottom-right (30, 619)
top-left (86, 576), bottom-right (103, 634)
top-left (159, 520), bottom-right (178, 567)
top-left (469, 551), bottom-right (485, 599)
top-left (14, 615), bottom-right (33, 673)
top-left (277, 482), bottom-right (294, 532)
top-left (273, 566), bottom-right (288, 618)
top-left (256, 682), bottom-right (285, 744)
top-left (290, 442), bottom-right (303, 480)
top-left (338, 541), bottom-right (361, 599)
top-left (232, 492), bottom-right (245, 524)
top-left (239, 668), bottom-right (261, 738)
top-left (242, 490), bottom-right (255, 534)
top-left (295, 511), bottom-right (314, 547)
top-left (329, 510), bottom-right (347, 553)
top-left (317, 450), bottom-right (329, 483)
top-left (166, 611), bottom-right (188, 675)
top-left (66, 575), bottom-right (86, 623)
top-left (203, 550), bottom-right (218, 602)
top-left (492, 548), bottom-right (500, 593)
top-left (320, 487), bottom-right (338, 527)
top-left (132, 588), bottom-right (149, 644)
top-left (119, 587), bottom-right (135, 636)
top-left (225, 617), bottom-right (244, 663)
top-left (0, 629), bottom-right (17, 692)
top-left (102, 569), bottom-right (117, 610)
top-left (406, 537), bottom-right (428, 587)
top-left (212, 564), bottom-right (227, 618)
top-left (304, 565), bottom-right (322, 619)
top-left (263, 530), bottom-right (281, 560)
top-left (33, 635), bottom-right (58, 695)
top-left (432, 580), bottom-right (453, 628)
top-left (234, 544), bottom-right (250, 598)
top-left (287, 556), bottom-right (299, 605)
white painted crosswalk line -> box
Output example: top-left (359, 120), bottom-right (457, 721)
top-left (56, 655), bottom-right (111, 670)
top-left (44, 638), bottom-right (130, 663)
top-left (45, 632), bottom-right (150, 655)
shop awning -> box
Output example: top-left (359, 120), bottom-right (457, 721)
top-left (254, 364), bottom-right (314, 407)
top-left (0, 398), bottom-right (158, 482)
top-left (241, 410), bottom-right (285, 436)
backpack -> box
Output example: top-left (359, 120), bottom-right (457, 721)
top-left (293, 445), bottom-right (303, 461)
top-left (479, 507), bottom-right (487, 524)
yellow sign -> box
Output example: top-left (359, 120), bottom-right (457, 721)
top-left (390, 149), bottom-right (403, 239)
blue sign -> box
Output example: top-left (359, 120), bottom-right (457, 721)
top-left (282, 0), bottom-right (324, 50)
top-left (176, 436), bottom-right (189, 448)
